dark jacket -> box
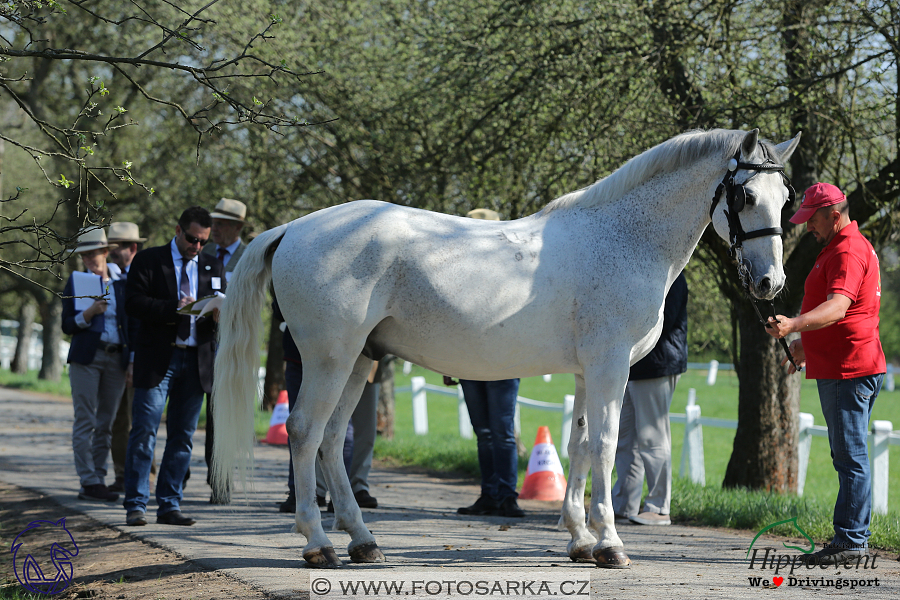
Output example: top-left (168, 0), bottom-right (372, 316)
top-left (630, 272), bottom-right (688, 380)
top-left (125, 243), bottom-right (225, 393)
top-left (62, 275), bottom-right (137, 370)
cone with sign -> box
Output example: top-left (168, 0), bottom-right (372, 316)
top-left (518, 426), bottom-right (567, 501)
top-left (263, 390), bottom-right (290, 445)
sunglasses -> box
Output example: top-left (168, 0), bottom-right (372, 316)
top-left (182, 231), bottom-right (210, 246)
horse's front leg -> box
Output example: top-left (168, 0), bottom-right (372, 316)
top-left (560, 374), bottom-right (597, 562)
top-left (584, 356), bottom-right (632, 568)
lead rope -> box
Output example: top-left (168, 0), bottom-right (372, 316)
top-left (747, 296), bottom-right (801, 371)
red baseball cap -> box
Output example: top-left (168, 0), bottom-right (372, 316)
top-left (789, 182), bottom-right (846, 224)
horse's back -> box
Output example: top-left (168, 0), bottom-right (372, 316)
top-left (270, 201), bottom-right (585, 377)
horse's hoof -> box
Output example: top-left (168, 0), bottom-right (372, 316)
top-left (568, 546), bottom-right (596, 563)
top-left (593, 546), bottom-right (631, 569)
top-left (349, 541), bottom-right (386, 563)
top-left (304, 546), bottom-right (344, 568)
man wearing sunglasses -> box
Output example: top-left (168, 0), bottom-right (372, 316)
top-left (122, 206), bottom-right (226, 527)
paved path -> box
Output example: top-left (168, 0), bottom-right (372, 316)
top-left (1, 387), bottom-right (897, 598)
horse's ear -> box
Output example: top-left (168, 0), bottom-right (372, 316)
top-left (773, 131), bottom-right (802, 162)
top-left (741, 129), bottom-right (760, 158)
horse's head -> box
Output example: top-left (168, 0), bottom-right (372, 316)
top-left (710, 129), bottom-right (801, 300)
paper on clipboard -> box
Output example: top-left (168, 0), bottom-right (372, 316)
top-left (176, 294), bottom-right (224, 317)
top-left (72, 271), bottom-right (110, 312)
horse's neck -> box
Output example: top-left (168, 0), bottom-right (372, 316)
top-left (624, 164), bottom-right (716, 273)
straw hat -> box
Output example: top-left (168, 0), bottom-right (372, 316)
top-left (67, 227), bottom-right (117, 255)
top-left (210, 198), bottom-right (246, 222)
top-left (466, 208), bottom-right (501, 221)
top-left (107, 221), bottom-right (147, 243)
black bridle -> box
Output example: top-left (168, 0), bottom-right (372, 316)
top-left (709, 148), bottom-right (801, 371)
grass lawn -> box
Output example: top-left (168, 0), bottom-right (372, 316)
top-left (383, 363), bottom-right (900, 550)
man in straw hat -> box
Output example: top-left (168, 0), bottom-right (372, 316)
top-left (105, 222), bottom-right (146, 493)
top-left (200, 197), bottom-right (248, 504)
top-left (203, 197), bottom-right (247, 280)
top-left (766, 182), bottom-right (885, 565)
top-left (62, 227), bottom-right (138, 502)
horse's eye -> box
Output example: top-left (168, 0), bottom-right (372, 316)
top-left (744, 191), bottom-right (757, 206)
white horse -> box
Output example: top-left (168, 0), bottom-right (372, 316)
top-left (212, 128), bottom-right (800, 569)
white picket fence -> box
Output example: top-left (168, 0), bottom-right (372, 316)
top-left (673, 387), bottom-right (899, 515)
top-left (0, 320), bottom-right (70, 371)
top-left (396, 375), bottom-right (575, 458)
top-left (397, 362), bottom-right (899, 514)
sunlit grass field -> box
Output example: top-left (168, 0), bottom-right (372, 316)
top-left (381, 363), bottom-right (900, 550)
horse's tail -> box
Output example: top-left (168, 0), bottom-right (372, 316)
top-left (211, 222), bottom-right (290, 495)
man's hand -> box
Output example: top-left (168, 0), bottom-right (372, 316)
top-left (780, 340), bottom-right (806, 374)
top-left (126, 362), bottom-right (134, 388)
top-left (765, 315), bottom-right (794, 339)
top-left (177, 294), bottom-right (195, 309)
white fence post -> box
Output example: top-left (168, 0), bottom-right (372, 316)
top-left (706, 360), bottom-right (719, 386)
top-left (403, 361), bottom-right (413, 375)
top-left (885, 364), bottom-right (895, 392)
top-left (458, 385), bottom-right (473, 439)
top-left (797, 412), bottom-right (814, 496)
top-left (411, 376), bottom-right (429, 435)
top-left (560, 394), bottom-right (574, 459)
top-left (680, 403), bottom-right (705, 485)
top-left (872, 420), bottom-right (891, 515)
top-left (543, 374), bottom-right (552, 382)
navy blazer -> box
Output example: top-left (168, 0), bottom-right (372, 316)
top-left (125, 243), bottom-right (225, 393)
top-left (62, 274), bottom-right (137, 370)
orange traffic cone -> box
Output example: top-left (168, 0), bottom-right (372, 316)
top-left (263, 390), bottom-right (290, 445)
top-left (518, 426), bottom-right (567, 501)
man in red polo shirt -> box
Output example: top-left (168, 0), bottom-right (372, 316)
top-left (766, 182), bottom-right (885, 566)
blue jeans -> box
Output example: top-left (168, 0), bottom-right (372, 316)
top-left (123, 348), bottom-right (206, 516)
top-left (817, 373), bottom-right (884, 550)
top-left (459, 379), bottom-right (520, 501)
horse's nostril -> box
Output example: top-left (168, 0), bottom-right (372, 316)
top-left (758, 277), bottom-right (771, 293)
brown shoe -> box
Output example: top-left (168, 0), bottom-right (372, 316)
top-left (629, 511), bottom-right (671, 525)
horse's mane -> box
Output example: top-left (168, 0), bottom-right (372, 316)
top-left (541, 129), bottom-right (776, 214)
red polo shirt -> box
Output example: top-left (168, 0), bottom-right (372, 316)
top-left (800, 221), bottom-right (885, 379)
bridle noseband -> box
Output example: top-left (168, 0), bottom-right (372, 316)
top-left (709, 147), bottom-right (800, 371)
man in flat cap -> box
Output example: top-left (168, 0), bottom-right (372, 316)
top-left (766, 182), bottom-right (885, 566)
top-left (106, 222), bottom-right (147, 492)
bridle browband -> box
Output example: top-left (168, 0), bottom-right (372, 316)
top-left (709, 146), bottom-right (800, 371)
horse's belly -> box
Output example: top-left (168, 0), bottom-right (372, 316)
top-left (366, 315), bottom-right (579, 380)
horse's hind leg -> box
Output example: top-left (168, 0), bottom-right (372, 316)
top-left (318, 354), bottom-right (385, 564)
top-left (560, 374), bottom-right (598, 563)
top-left (286, 352), bottom-right (364, 568)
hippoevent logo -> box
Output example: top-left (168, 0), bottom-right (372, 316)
top-left (745, 517), bottom-right (880, 590)
top-left (11, 518), bottom-right (80, 595)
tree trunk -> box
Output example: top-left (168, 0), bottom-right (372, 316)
top-left (11, 301), bottom-right (36, 374)
top-left (376, 360), bottom-right (395, 440)
top-left (723, 300), bottom-right (801, 491)
top-left (38, 297), bottom-right (63, 381)
top-left (262, 309), bottom-right (285, 411)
